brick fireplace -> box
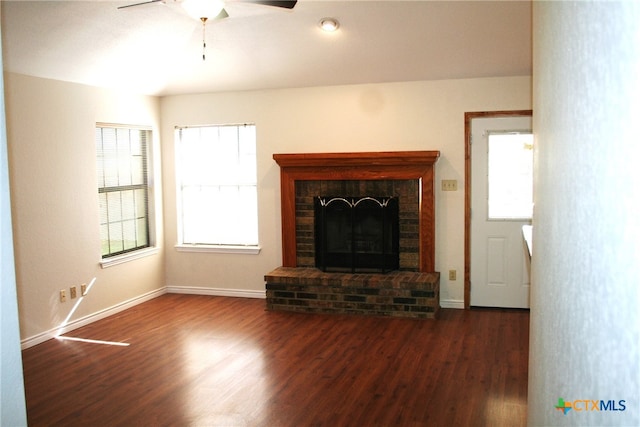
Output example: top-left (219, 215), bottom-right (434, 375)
top-left (265, 151), bottom-right (441, 318)
top-left (298, 180), bottom-right (420, 271)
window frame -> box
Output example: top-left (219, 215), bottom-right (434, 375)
top-left (96, 123), bottom-right (158, 268)
top-left (174, 123), bottom-right (260, 255)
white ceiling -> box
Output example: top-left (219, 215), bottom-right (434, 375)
top-left (1, 0), bottom-right (532, 96)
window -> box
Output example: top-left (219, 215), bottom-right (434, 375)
top-left (175, 124), bottom-right (259, 252)
top-left (96, 125), bottom-right (152, 259)
top-left (487, 131), bottom-right (534, 220)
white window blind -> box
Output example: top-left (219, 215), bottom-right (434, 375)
top-left (176, 124), bottom-right (258, 247)
top-left (96, 125), bottom-right (151, 258)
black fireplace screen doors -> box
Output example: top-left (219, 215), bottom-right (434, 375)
top-left (314, 196), bottom-right (399, 273)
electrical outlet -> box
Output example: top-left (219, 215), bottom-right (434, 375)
top-left (442, 180), bottom-right (458, 191)
top-left (70, 286), bottom-right (77, 299)
top-left (448, 270), bottom-right (457, 281)
top-left (60, 290), bottom-right (66, 303)
top-left (81, 283), bottom-right (87, 296)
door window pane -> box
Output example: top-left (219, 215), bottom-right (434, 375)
top-left (488, 132), bottom-right (534, 220)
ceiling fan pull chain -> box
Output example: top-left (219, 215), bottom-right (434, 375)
top-left (201, 17), bottom-right (208, 61)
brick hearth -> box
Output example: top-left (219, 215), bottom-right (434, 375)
top-left (265, 267), bottom-right (440, 318)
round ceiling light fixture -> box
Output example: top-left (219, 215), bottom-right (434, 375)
top-left (182, 0), bottom-right (225, 21)
top-left (319, 17), bottom-right (340, 32)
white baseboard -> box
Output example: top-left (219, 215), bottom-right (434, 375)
top-left (21, 288), bottom-right (166, 350)
top-left (166, 285), bottom-right (266, 299)
top-left (22, 287), bottom-right (449, 349)
top-left (440, 299), bottom-right (465, 309)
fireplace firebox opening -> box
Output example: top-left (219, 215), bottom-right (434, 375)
top-left (314, 196), bottom-right (399, 273)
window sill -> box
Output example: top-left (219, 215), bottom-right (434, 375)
top-left (175, 244), bottom-right (261, 255)
top-left (100, 247), bottom-right (159, 268)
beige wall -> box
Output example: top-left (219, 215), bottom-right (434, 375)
top-left (160, 76), bottom-right (532, 304)
top-left (5, 72), bottom-right (531, 344)
top-left (4, 73), bottom-right (165, 344)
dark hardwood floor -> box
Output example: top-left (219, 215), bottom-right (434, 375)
top-left (22, 294), bottom-right (529, 426)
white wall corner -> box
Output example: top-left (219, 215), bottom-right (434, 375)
top-left (21, 288), bottom-right (167, 349)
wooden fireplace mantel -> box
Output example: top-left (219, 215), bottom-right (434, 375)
top-left (273, 151), bottom-right (440, 272)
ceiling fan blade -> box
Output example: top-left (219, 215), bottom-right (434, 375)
top-left (117, 0), bottom-right (164, 10)
top-left (242, 0), bottom-right (297, 9)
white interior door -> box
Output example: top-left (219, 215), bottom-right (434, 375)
top-left (470, 116), bottom-right (532, 308)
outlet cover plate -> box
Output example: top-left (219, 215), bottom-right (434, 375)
top-left (442, 179), bottom-right (458, 191)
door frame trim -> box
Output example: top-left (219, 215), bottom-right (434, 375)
top-left (464, 110), bottom-right (532, 309)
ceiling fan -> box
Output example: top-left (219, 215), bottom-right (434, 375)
top-left (118, 0), bottom-right (297, 18)
top-left (118, 0), bottom-right (297, 59)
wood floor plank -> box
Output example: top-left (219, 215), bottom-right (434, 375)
top-left (22, 294), bottom-right (528, 426)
